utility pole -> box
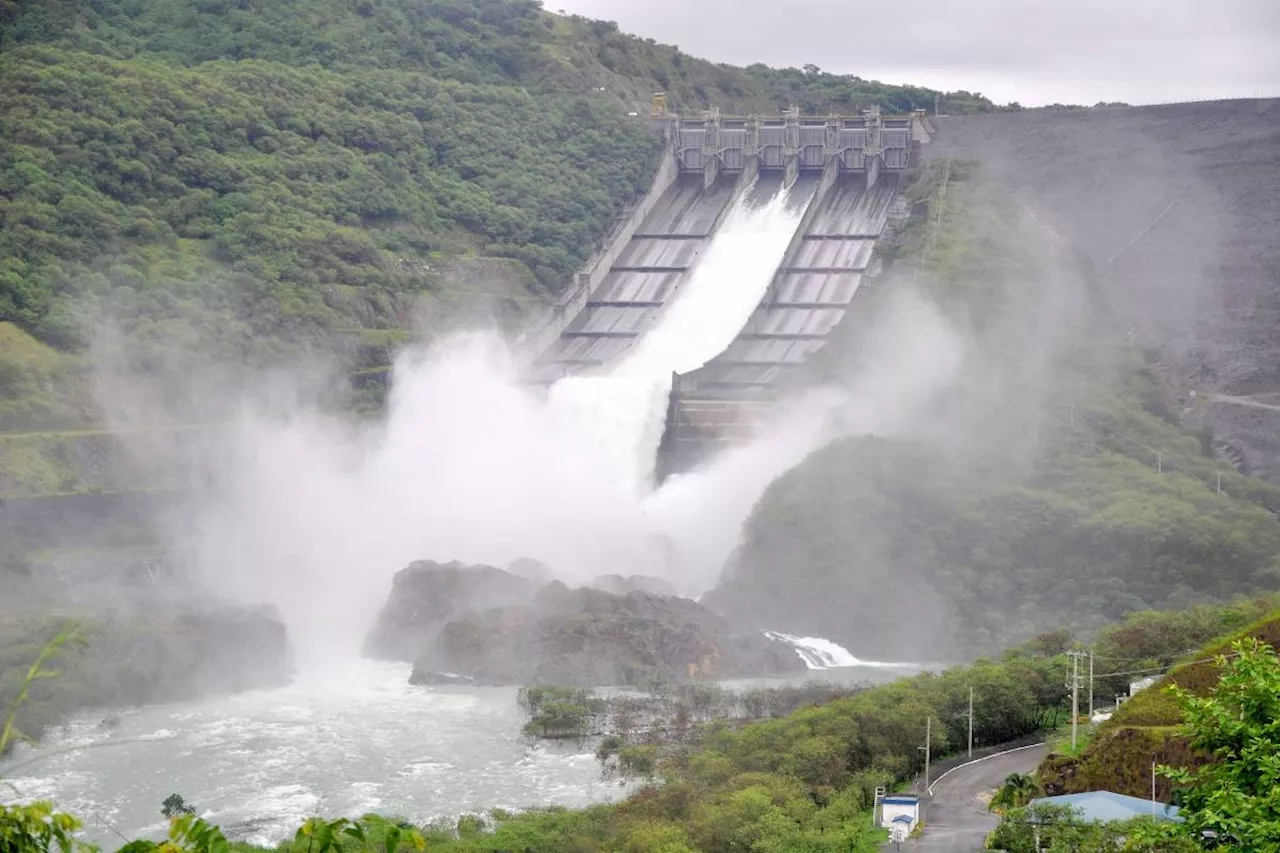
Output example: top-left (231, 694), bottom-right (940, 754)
top-left (924, 716), bottom-right (932, 789)
top-left (968, 686), bottom-right (974, 758)
top-left (1067, 651), bottom-right (1085, 750)
top-left (1151, 761), bottom-right (1157, 815)
top-left (1088, 648), bottom-right (1094, 719)
top-left (1072, 652), bottom-right (1079, 750)
top-left (1217, 470), bottom-right (1223, 494)
top-left (1157, 453), bottom-right (1163, 474)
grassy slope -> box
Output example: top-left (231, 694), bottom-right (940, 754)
top-left (1037, 607), bottom-right (1280, 799)
top-left (707, 158), bottom-right (1280, 659)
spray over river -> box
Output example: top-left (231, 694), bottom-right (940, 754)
top-left (3, 177), bottom-right (933, 844)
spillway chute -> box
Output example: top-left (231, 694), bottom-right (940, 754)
top-left (538, 173), bottom-right (816, 496)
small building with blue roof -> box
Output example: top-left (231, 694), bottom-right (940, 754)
top-left (1029, 791), bottom-right (1182, 823)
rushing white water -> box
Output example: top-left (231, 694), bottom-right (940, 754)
top-left (177, 174), bottom-right (828, 664)
top-left (8, 170), bottom-right (975, 846)
top-left (547, 177), bottom-right (812, 494)
top-left (763, 631), bottom-right (916, 670)
top-left (0, 662), bottom-right (614, 845)
top-left (0, 660), bottom-right (916, 846)
top-left (616, 178), bottom-right (812, 379)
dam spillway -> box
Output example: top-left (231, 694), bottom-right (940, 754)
top-left (657, 173), bottom-right (902, 479)
top-left (519, 107), bottom-right (923, 483)
top-left (524, 174), bottom-right (740, 383)
top-left (538, 175), bottom-right (816, 492)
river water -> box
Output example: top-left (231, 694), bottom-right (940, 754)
top-left (0, 175), bottom-right (910, 845)
top-left (1, 657), bottom-right (918, 847)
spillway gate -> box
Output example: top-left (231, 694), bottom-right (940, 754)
top-left (520, 107), bottom-right (918, 384)
top-left (516, 106), bottom-right (926, 479)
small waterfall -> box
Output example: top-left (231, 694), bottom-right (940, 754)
top-left (763, 631), bottom-right (911, 670)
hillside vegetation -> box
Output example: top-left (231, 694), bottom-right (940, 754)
top-left (1038, 602), bottom-right (1280, 801)
top-left (0, 0), bottom-right (1006, 502)
top-left (706, 158), bottom-right (1280, 660)
top-left (0, 0), bottom-right (1001, 409)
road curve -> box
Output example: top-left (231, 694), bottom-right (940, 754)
top-left (886, 743), bottom-right (1050, 852)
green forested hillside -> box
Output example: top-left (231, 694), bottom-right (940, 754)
top-left (0, 0), bottom-right (1001, 384)
top-left (706, 159), bottom-right (1280, 660)
top-left (0, 45), bottom-right (659, 362)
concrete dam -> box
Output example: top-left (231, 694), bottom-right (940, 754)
top-left (519, 108), bottom-right (924, 480)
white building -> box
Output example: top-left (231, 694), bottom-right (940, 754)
top-left (880, 794), bottom-right (920, 834)
top-left (1129, 675), bottom-right (1158, 696)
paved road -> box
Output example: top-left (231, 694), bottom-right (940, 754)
top-left (884, 744), bottom-right (1050, 852)
top-left (1208, 392), bottom-right (1280, 414)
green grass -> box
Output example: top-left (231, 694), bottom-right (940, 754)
top-left (1049, 719), bottom-right (1098, 758)
top-left (1037, 608), bottom-right (1280, 798)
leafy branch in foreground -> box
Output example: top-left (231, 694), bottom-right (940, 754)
top-left (1, 621), bottom-right (86, 757)
top-left (0, 801), bottom-right (91, 853)
top-left (1158, 638), bottom-right (1280, 851)
top-left (2, 623), bottom-right (95, 853)
top-left (294, 815), bottom-right (425, 853)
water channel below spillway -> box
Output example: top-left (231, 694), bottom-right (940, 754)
top-left (2, 658), bottom-right (919, 847)
top-left (0, 173), bottom-right (872, 849)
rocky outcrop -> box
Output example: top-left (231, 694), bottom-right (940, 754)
top-left (361, 560), bottom-right (539, 661)
top-left (409, 581), bottom-right (804, 687)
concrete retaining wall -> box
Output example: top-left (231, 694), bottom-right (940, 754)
top-left (516, 139), bottom-right (680, 363)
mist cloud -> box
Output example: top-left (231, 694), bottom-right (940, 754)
top-left (129, 274), bottom-right (969, 666)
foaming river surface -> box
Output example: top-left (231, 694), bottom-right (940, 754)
top-left (1, 658), bottom-right (917, 847)
top-left (1, 661), bottom-right (611, 846)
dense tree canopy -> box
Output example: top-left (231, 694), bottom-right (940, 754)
top-left (1161, 638), bottom-right (1280, 851)
top-left (0, 0), bottom-right (1002, 376)
top-left (0, 44), bottom-right (659, 359)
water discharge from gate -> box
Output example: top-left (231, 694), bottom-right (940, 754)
top-left (547, 175), bottom-right (815, 493)
top-left (187, 174), bottom-right (826, 664)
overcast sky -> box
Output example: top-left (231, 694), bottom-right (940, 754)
top-left (548, 0), bottom-right (1280, 107)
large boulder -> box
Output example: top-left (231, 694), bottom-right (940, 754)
top-left (409, 581), bottom-right (804, 686)
top-left (362, 560), bottom-right (539, 661)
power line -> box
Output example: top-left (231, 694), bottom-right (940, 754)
top-left (1056, 401), bottom-right (1240, 490)
top-left (1091, 647), bottom-right (1200, 662)
top-left (1092, 651), bottom-right (1241, 681)
top-left (1068, 407), bottom-right (1198, 472)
